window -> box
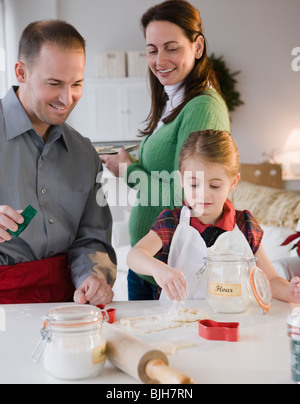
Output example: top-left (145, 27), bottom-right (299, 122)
top-left (0, 0), bottom-right (6, 98)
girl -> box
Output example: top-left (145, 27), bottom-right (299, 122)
top-left (127, 130), bottom-right (300, 303)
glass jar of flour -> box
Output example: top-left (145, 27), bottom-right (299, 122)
top-left (200, 253), bottom-right (272, 314)
top-left (32, 305), bottom-right (107, 380)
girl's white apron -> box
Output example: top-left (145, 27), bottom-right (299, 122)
top-left (160, 206), bottom-right (254, 300)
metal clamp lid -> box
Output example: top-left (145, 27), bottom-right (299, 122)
top-left (31, 316), bottom-right (51, 363)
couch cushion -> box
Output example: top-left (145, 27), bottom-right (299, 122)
top-left (261, 225), bottom-right (295, 261)
top-left (229, 181), bottom-right (300, 230)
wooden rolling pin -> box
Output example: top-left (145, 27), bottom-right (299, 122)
top-left (103, 323), bottom-right (193, 384)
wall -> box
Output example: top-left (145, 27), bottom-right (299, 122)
top-left (3, 0), bottom-right (300, 163)
top-left (3, 0), bottom-right (57, 87)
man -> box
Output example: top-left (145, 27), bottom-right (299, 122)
top-left (0, 20), bottom-right (117, 305)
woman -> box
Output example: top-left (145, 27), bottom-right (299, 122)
top-left (101, 0), bottom-right (231, 300)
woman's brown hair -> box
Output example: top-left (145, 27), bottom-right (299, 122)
top-left (140, 0), bottom-right (220, 136)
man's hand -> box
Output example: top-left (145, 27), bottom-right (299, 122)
top-left (73, 275), bottom-right (114, 306)
top-left (0, 206), bottom-right (24, 243)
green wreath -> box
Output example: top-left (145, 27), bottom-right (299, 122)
top-left (210, 53), bottom-right (244, 112)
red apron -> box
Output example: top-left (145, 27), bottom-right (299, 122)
top-left (0, 254), bottom-right (75, 304)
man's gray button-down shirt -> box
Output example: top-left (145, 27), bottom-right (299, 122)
top-left (0, 87), bottom-right (116, 287)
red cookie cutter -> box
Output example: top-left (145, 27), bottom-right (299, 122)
top-left (97, 305), bottom-right (116, 324)
top-left (198, 320), bottom-right (240, 342)
top-left (106, 308), bottom-right (117, 324)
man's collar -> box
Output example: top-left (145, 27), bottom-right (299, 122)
top-left (2, 86), bottom-right (69, 151)
top-left (2, 86), bottom-right (32, 140)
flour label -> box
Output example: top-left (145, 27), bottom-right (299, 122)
top-left (93, 343), bottom-right (106, 364)
top-left (209, 282), bottom-right (241, 297)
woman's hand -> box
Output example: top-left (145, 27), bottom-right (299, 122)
top-left (100, 148), bottom-right (132, 177)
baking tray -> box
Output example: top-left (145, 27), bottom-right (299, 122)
top-left (95, 144), bottom-right (139, 155)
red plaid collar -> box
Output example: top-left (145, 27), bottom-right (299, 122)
top-left (187, 199), bottom-right (236, 233)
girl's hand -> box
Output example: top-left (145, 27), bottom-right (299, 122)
top-left (153, 265), bottom-right (187, 301)
top-left (100, 148), bottom-right (132, 177)
top-left (288, 276), bottom-right (300, 303)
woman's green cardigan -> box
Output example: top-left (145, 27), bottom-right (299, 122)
top-left (125, 89), bottom-right (231, 285)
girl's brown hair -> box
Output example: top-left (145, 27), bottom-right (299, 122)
top-left (140, 0), bottom-right (220, 136)
top-left (179, 130), bottom-right (240, 178)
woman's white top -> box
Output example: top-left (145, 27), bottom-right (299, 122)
top-left (154, 82), bottom-right (185, 133)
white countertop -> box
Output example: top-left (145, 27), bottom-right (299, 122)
top-left (0, 299), bottom-right (298, 384)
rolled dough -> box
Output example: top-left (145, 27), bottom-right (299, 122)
top-left (120, 306), bottom-right (208, 334)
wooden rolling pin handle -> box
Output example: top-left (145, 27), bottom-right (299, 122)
top-left (145, 359), bottom-right (194, 384)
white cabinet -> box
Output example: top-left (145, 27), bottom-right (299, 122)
top-left (87, 78), bottom-right (151, 142)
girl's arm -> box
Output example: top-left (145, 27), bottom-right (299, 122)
top-left (255, 244), bottom-right (300, 303)
top-left (127, 230), bottom-right (187, 301)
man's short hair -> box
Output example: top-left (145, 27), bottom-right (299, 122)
top-left (18, 19), bottom-right (86, 65)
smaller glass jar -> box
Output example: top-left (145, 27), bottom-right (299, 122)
top-left (287, 308), bottom-right (300, 383)
top-left (199, 253), bottom-right (272, 314)
top-left (32, 305), bottom-right (107, 380)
